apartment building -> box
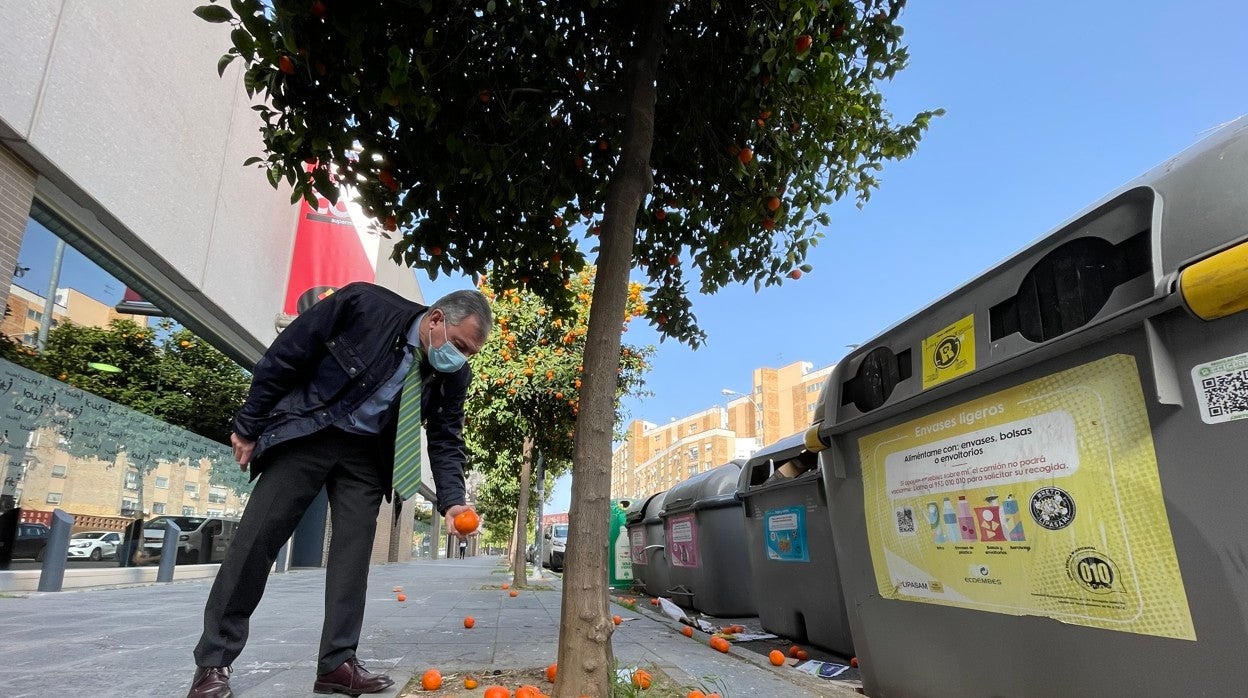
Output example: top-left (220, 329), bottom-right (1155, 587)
top-left (1, 284), bottom-right (148, 346)
top-left (610, 360), bottom-right (834, 500)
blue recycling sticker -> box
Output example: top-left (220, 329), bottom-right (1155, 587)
top-left (765, 506), bottom-right (809, 562)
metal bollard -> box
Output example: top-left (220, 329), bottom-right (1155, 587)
top-left (36, 509), bottom-right (73, 592)
top-left (274, 540), bottom-right (290, 573)
top-left (156, 521), bottom-right (181, 583)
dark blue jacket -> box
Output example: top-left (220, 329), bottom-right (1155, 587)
top-left (233, 282), bottom-right (469, 514)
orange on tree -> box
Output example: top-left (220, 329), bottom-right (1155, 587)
top-left (421, 669), bottom-right (442, 690)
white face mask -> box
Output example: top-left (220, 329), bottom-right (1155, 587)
top-left (426, 317), bottom-right (467, 373)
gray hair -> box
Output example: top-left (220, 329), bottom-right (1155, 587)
top-left (431, 289), bottom-right (493, 343)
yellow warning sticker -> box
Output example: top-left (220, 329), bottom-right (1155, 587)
top-left (922, 314), bottom-right (975, 389)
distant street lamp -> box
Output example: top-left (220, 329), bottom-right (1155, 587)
top-left (721, 388), bottom-right (764, 449)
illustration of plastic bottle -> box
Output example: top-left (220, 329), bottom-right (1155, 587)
top-left (927, 502), bottom-right (946, 544)
top-left (941, 498), bottom-right (959, 543)
top-left (1002, 494), bottom-right (1025, 541)
top-left (957, 495), bottom-right (977, 541)
top-left (615, 525), bottom-right (633, 580)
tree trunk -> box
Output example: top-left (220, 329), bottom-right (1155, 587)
top-left (512, 436), bottom-right (534, 588)
top-left (554, 2), bottom-right (667, 696)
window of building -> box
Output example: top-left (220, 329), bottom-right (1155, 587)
top-left (46, 492), bottom-right (62, 504)
top-left (182, 506), bottom-right (196, 516)
top-left (156, 476), bottom-right (169, 489)
top-left (185, 483), bottom-right (198, 498)
top-left (208, 487), bottom-right (227, 504)
top-left (688, 423), bottom-right (698, 434)
top-left (125, 470), bottom-right (140, 490)
top-left (26, 309), bottom-right (42, 321)
top-left (206, 509), bottom-right (223, 517)
top-left (121, 498), bottom-right (139, 514)
top-left (152, 502), bottom-right (166, 514)
top-left (51, 463), bottom-right (67, 478)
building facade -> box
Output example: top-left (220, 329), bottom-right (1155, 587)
top-left (610, 360), bottom-right (834, 500)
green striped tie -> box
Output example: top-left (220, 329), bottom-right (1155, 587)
top-left (392, 348), bottom-right (423, 499)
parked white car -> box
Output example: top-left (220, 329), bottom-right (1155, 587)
top-left (67, 531), bottom-right (122, 561)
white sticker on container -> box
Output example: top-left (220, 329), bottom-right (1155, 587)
top-left (1191, 352), bottom-right (1248, 424)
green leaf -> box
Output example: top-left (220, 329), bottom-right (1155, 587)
top-left (242, 156), bottom-right (264, 166)
top-left (193, 5), bottom-right (234, 23)
top-left (424, 28), bottom-right (435, 47)
top-left (762, 47), bottom-right (777, 63)
top-left (230, 27), bottom-right (254, 55)
top-left (217, 53), bottom-right (236, 77)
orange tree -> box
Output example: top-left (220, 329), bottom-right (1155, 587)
top-left (200, 1), bottom-right (939, 693)
top-left (466, 270), bottom-right (651, 588)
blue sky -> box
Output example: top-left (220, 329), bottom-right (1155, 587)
top-left (425, 0), bottom-right (1248, 513)
top-left (16, 1), bottom-right (1247, 515)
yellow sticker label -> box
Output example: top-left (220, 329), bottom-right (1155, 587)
top-left (922, 314), bottom-right (975, 389)
top-left (858, 354), bottom-right (1195, 640)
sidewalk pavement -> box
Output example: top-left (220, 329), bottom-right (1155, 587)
top-left (0, 555), bottom-right (856, 697)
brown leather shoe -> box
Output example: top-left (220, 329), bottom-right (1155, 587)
top-left (313, 657), bottom-right (394, 695)
top-left (186, 666), bottom-right (233, 698)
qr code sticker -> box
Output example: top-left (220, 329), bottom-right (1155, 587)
top-left (1192, 355), bottom-right (1248, 425)
top-left (895, 506), bottom-right (916, 536)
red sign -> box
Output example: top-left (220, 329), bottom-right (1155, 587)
top-left (282, 175), bottom-right (382, 315)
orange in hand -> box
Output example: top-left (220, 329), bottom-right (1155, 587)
top-left (454, 509), bottom-right (480, 535)
top-left (421, 669), bottom-right (442, 690)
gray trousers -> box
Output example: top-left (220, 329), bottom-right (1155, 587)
top-left (193, 428), bottom-right (386, 673)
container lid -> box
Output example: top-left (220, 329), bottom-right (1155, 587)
top-left (626, 492), bottom-right (658, 524)
top-left (738, 431), bottom-right (820, 495)
top-left (642, 490), bottom-right (669, 524)
top-left (660, 460), bottom-right (746, 515)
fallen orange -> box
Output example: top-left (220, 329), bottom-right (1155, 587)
top-left (681, 626), bottom-right (693, 638)
top-left (396, 594), bottom-right (407, 602)
top-left (545, 663), bottom-right (557, 682)
top-left (709, 636), bottom-right (730, 653)
top-left (483, 686), bottom-right (510, 698)
top-left (632, 669), bottom-right (652, 689)
top-left (464, 616), bottom-right (475, 628)
top-left (464, 676), bottom-right (479, 689)
top-left (421, 669), bottom-right (442, 690)
top-left (769, 649), bottom-right (785, 666)
top-left (612, 615), bottom-right (622, 625)
top-left (509, 589), bottom-right (519, 597)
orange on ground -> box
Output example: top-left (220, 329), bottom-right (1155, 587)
top-left (421, 668), bottom-right (442, 690)
top-left (787, 645), bottom-right (803, 658)
top-left (463, 616), bottom-right (475, 628)
top-left (501, 583), bottom-right (510, 590)
top-left (709, 636), bottom-right (730, 653)
top-left (769, 649), bottom-right (785, 666)
top-left (650, 598), bottom-right (660, 606)
top-left (545, 663), bottom-right (557, 682)
top-left (483, 686), bottom-right (510, 698)
top-left (632, 669), bottom-right (652, 689)
top-left (464, 676), bottom-right (479, 689)
top-left (687, 692), bottom-right (705, 698)
top-left (509, 590), bottom-right (519, 597)
top-left (612, 615), bottom-right (622, 625)
top-left (681, 626), bottom-right (693, 638)
top-left (396, 594), bottom-right (407, 602)
top-left (850, 656), bottom-right (859, 668)
top-left (796, 649), bottom-right (809, 660)
top-left (516, 686), bottom-right (541, 698)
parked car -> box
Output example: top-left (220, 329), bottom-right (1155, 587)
top-left (12, 523), bottom-right (50, 561)
top-left (142, 515), bottom-right (239, 564)
top-left (67, 530), bottom-right (122, 561)
top-left (541, 523), bottom-right (568, 571)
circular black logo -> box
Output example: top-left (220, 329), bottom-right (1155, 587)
top-left (1030, 486), bottom-right (1075, 530)
top-left (933, 336), bottom-right (961, 369)
top-left (1067, 549), bottom-right (1118, 594)
top-left (296, 285), bottom-right (337, 313)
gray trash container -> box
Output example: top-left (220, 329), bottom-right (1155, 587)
top-left (626, 491), bottom-right (673, 598)
top-left (739, 431), bottom-right (854, 656)
top-left (660, 460), bottom-right (755, 617)
top-left (807, 120), bottom-right (1248, 697)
